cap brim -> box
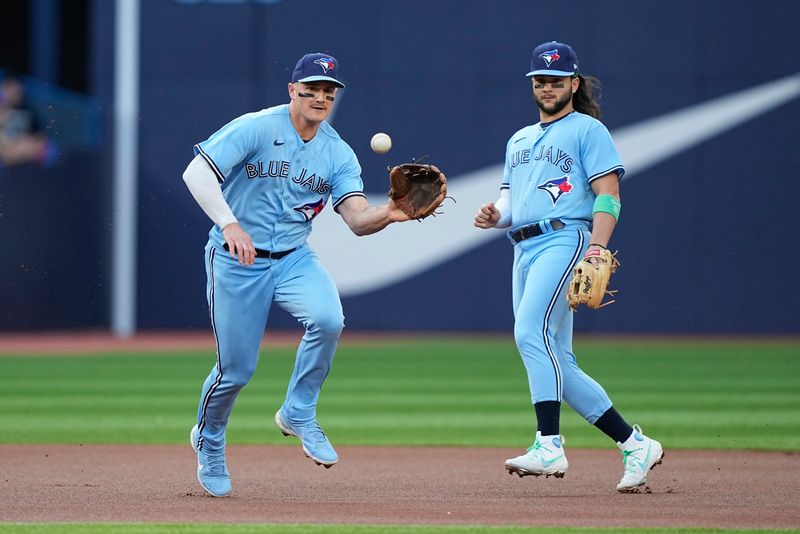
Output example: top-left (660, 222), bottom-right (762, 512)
top-left (295, 75), bottom-right (345, 88)
top-left (526, 69), bottom-right (575, 77)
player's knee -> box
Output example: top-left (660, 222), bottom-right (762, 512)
top-left (308, 311), bottom-right (344, 339)
top-left (226, 361), bottom-right (258, 387)
top-left (513, 323), bottom-right (534, 349)
top-left (513, 320), bottom-right (547, 350)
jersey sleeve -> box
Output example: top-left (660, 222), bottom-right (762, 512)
top-left (331, 146), bottom-right (365, 212)
top-left (581, 124), bottom-right (625, 182)
top-left (193, 113), bottom-right (260, 183)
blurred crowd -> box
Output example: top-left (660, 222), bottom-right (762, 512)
top-left (0, 73), bottom-right (56, 168)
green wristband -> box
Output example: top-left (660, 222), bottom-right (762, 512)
top-left (592, 194), bottom-right (621, 220)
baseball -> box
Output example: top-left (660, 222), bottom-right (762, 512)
top-left (370, 132), bottom-right (392, 154)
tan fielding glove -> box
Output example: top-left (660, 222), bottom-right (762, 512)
top-left (567, 248), bottom-right (620, 310)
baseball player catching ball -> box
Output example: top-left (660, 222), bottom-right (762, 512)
top-left (474, 41), bottom-right (664, 492)
top-left (182, 52), bottom-right (413, 497)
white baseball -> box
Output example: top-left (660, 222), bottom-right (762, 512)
top-left (370, 132), bottom-right (392, 154)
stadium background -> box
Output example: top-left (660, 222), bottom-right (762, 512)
top-left (2, 0), bottom-right (799, 334)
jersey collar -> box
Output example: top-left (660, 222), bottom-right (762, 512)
top-left (540, 110), bottom-right (575, 130)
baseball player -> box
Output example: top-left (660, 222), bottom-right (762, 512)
top-left (183, 52), bottom-right (411, 497)
top-left (473, 41), bottom-right (664, 492)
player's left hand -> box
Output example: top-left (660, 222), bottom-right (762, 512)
top-left (584, 243), bottom-right (607, 267)
top-left (387, 163), bottom-right (448, 220)
top-left (386, 198), bottom-right (413, 222)
top-left (566, 247), bottom-right (620, 310)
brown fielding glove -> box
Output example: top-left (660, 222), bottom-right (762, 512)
top-left (388, 163), bottom-right (447, 220)
top-left (566, 247), bottom-right (620, 310)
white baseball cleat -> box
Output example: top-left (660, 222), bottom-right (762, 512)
top-left (616, 424), bottom-right (664, 493)
top-left (505, 431), bottom-right (569, 478)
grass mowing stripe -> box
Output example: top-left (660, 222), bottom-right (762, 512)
top-left (0, 339), bottom-right (798, 449)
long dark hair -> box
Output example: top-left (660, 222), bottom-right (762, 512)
top-left (573, 74), bottom-right (602, 119)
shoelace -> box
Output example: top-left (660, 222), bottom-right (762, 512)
top-left (203, 451), bottom-right (227, 475)
top-left (301, 422), bottom-right (328, 445)
top-left (526, 439), bottom-right (551, 458)
top-left (526, 434), bottom-right (565, 456)
top-left (622, 447), bottom-right (643, 473)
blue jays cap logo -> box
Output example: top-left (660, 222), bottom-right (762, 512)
top-left (537, 175), bottom-right (573, 204)
top-left (314, 57), bottom-right (336, 73)
top-left (538, 49), bottom-right (561, 67)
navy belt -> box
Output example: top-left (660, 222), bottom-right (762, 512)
top-left (509, 219), bottom-right (565, 244)
top-left (223, 243), bottom-right (297, 260)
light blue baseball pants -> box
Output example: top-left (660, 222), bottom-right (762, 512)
top-left (512, 226), bottom-right (613, 424)
top-left (195, 242), bottom-right (344, 452)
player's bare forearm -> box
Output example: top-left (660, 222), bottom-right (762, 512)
top-left (588, 213), bottom-right (616, 249)
top-left (338, 196), bottom-right (410, 236)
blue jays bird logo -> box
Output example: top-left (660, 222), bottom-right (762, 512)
top-left (314, 57), bottom-right (336, 73)
top-left (294, 199), bottom-right (326, 221)
top-left (538, 49), bottom-right (560, 67)
top-left (537, 176), bottom-right (573, 204)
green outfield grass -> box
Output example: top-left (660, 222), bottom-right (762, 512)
top-left (0, 338), bottom-right (798, 450)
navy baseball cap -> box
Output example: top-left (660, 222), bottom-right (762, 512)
top-left (291, 53), bottom-right (345, 88)
top-left (526, 41), bottom-right (579, 77)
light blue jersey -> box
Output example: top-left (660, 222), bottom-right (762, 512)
top-left (501, 111), bottom-right (624, 231)
top-left (194, 104), bottom-right (365, 252)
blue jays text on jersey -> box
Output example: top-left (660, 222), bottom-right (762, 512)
top-left (509, 145), bottom-right (575, 173)
top-left (244, 160), bottom-right (332, 195)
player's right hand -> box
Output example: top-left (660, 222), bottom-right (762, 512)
top-left (473, 202), bottom-right (501, 229)
top-left (222, 222), bottom-right (256, 266)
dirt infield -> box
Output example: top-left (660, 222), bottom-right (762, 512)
top-left (1, 444), bottom-right (799, 528)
